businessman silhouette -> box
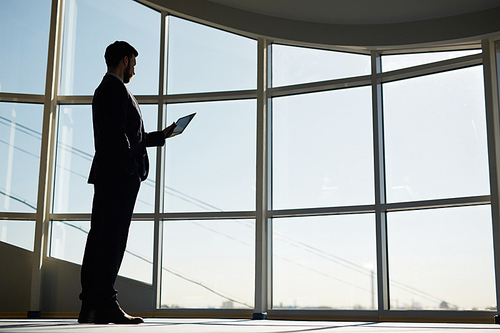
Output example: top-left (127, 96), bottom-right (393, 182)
top-left (78, 41), bottom-right (175, 324)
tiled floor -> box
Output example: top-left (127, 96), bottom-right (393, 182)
top-left (0, 319), bottom-right (499, 333)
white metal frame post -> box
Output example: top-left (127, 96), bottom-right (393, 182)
top-left (482, 38), bottom-right (500, 324)
top-left (254, 37), bottom-right (272, 320)
top-left (371, 51), bottom-right (390, 315)
top-left (152, 10), bottom-right (169, 310)
top-left (29, 0), bottom-right (65, 318)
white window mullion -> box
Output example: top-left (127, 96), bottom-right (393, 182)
top-left (30, 0), bottom-right (65, 316)
top-left (482, 38), bottom-right (500, 324)
top-left (254, 37), bottom-right (272, 319)
top-left (372, 50), bottom-right (390, 313)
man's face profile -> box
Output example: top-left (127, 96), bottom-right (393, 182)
top-left (123, 54), bottom-right (136, 84)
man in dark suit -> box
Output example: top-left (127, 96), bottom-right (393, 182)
top-left (78, 41), bottom-right (175, 324)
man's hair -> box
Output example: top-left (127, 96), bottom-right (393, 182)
top-left (104, 41), bottom-right (138, 68)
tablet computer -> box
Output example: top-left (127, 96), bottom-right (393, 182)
top-left (170, 113), bottom-right (196, 137)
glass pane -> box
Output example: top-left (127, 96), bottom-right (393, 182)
top-left (167, 16), bottom-right (257, 94)
top-left (50, 221), bottom-right (89, 264)
top-left (60, 0), bottom-right (160, 95)
top-left (384, 66), bottom-right (489, 203)
top-left (272, 44), bottom-right (370, 87)
top-left (120, 221), bottom-right (153, 284)
top-left (164, 100), bottom-right (256, 212)
top-left (382, 49), bottom-right (481, 72)
top-left (273, 87), bottom-right (373, 210)
top-left (273, 214), bottom-right (377, 310)
top-left (50, 220), bottom-right (153, 284)
top-left (0, 0), bottom-right (51, 94)
top-left (135, 105), bottom-right (158, 213)
top-left (0, 103), bottom-right (43, 213)
top-left (53, 105), bottom-right (93, 213)
top-left (388, 205), bottom-right (495, 311)
top-left (161, 220), bottom-right (254, 309)
top-left (0, 220), bottom-right (35, 251)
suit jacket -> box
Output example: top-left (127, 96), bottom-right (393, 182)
top-left (88, 74), bottom-right (165, 184)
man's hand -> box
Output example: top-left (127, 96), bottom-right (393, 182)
top-left (163, 122), bottom-right (176, 138)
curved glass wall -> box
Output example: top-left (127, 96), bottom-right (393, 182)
top-left (0, 0), bottom-right (498, 321)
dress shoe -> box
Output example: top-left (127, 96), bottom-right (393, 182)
top-left (78, 304), bottom-right (95, 324)
top-left (94, 307), bottom-right (144, 324)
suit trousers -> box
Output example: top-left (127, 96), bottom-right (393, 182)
top-left (80, 169), bottom-right (141, 310)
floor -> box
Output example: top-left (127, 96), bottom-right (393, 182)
top-left (0, 319), bottom-right (499, 333)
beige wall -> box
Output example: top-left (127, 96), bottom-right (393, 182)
top-left (0, 243), bottom-right (32, 313)
top-left (0, 242), bottom-right (155, 317)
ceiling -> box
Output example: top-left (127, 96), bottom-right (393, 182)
top-left (206, 0), bottom-right (500, 25)
top-left (147, 0), bottom-right (500, 48)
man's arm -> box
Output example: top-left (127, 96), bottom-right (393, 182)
top-left (142, 122), bottom-right (176, 148)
